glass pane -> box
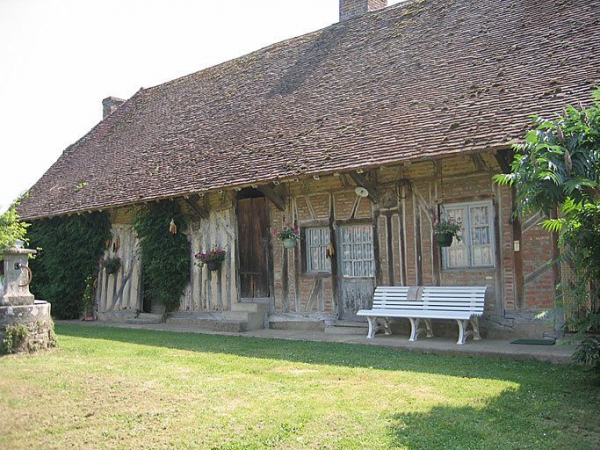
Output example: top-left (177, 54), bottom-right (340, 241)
top-left (340, 225), bottom-right (374, 278)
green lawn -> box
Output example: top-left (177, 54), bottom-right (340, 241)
top-left (0, 325), bottom-right (598, 450)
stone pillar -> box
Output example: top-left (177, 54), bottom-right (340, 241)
top-left (0, 246), bottom-right (36, 306)
top-left (0, 246), bottom-right (56, 354)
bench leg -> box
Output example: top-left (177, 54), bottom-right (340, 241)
top-left (366, 317), bottom-right (380, 339)
top-left (409, 318), bottom-right (429, 342)
top-left (383, 318), bottom-right (392, 336)
top-left (456, 319), bottom-right (468, 345)
top-left (471, 317), bottom-right (481, 341)
top-left (424, 319), bottom-right (434, 338)
top-left (456, 319), bottom-right (478, 345)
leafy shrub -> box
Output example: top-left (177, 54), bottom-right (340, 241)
top-left (28, 212), bottom-right (111, 319)
top-left (0, 199), bottom-right (29, 251)
top-left (134, 202), bottom-right (190, 313)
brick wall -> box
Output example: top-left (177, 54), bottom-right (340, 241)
top-left (265, 153), bottom-right (557, 335)
top-left (340, 0), bottom-right (387, 21)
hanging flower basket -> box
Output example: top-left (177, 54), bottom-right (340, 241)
top-left (282, 237), bottom-right (298, 249)
top-left (435, 232), bottom-right (454, 247)
top-left (195, 247), bottom-right (226, 271)
top-left (432, 217), bottom-right (462, 248)
top-left (207, 261), bottom-right (221, 271)
top-left (272, 222), bottom-right (300, 249)
top-left (100, 257), bottom-right (121, 275)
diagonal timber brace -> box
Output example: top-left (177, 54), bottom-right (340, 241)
top-left (348, 172), bottom-right (380, 203)
top-left (258, 184), bottom-right (286, 211)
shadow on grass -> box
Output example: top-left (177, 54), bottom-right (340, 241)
top-left (388, 385), bottom-right (600, 450)
top-left (55, 323), bottom-right (587, 386)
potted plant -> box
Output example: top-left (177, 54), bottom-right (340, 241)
top-left (100, 257), bottom-right (121, 275)
top-left (432, 217), bottom-right (462, 247)
top-left (82, 276), bottom-right (95, 321)
top-left (272, 222), bottom-right (300, 249)
top-left (195, 247), bottom-right (226, 271)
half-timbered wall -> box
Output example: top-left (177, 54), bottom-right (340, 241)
top-left (96, 223), bottom-right (142, 313)
top-left (97, 152), bottom-right (557, 334)
top-left (269, 153), bottom-right (557, 328)
top-left (98, 196), bottom-right (239, 315)
top-left (184, 207), bottom-right (238, 312)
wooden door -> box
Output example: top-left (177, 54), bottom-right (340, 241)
top-left (238, 197), bottom-right (270, 299)
top-left (337, 224), bottom-right (375, 319)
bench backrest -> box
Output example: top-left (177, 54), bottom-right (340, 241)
top-left (421, 286), bottom-right (487, 315)
top-left (373, 286), bottom-right (411, 310)
top-left (373, 286), bottom-right (487, 315)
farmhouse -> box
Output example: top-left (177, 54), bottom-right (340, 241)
top-left (18, 0), bottom-right (600, 338)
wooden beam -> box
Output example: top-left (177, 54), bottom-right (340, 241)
top-left (348, 172), bottom-right (380, 203)
top-left (258, 184), bottom-right (286, 211)
top-left (184, 196), bottom-right (209, 220)
top-left (494, 149), bottom-right (513, 174)
top-left (470, 153), bottom-right (488, 172)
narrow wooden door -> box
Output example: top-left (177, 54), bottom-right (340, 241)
top-left (238, 197), bottom-right (270, 298)
top-left (337, 224), bottom-right (376, 319)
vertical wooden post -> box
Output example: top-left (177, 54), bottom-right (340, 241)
top-left (512, 186), bottom-right (524, 309)
top-left (385, 213), bottom-right (395, 286)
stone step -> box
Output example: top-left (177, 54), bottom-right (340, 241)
top-left (324, 321), bottom-right (368, 335)
top-left (222, 311), bottom-right (250, 321)
top-left (231, 302), bottom-right (269, 314)
top-left (125, 313), bottom-right (163, 325)
top-left (166, 315), bottom-right (246, 332)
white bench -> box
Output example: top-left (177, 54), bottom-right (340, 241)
top-left (357, 286), bottom-right (488, 345)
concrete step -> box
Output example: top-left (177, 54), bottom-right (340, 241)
top-left (223, 308), bottom-right (266, 331)
top-left (125, 313), bottom-right (163, 325)
top-left (231, 302), bottom-right (269, 314)
top-left (222, 311), bottom-right (250, 321)
top-left (166, 315), bottom-right (246, 332)
top-left (324, 321), bottom-right (368, 335)
top-left (97, 311), bottom-right (136, 323)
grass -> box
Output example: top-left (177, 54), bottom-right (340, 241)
top-left (0, 324), bottom-right (598, 450)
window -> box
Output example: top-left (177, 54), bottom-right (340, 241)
top-left (306, 227), bottom-right (331, 273)
top-left (442, 201), bottom-right (495, 269)
top-left (340, 224), bottom-right (375, 277)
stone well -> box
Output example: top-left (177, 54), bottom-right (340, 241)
top-left (0, 246), bottom-right (56, 354)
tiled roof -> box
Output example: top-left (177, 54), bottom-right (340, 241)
top-left (19, 0), bottom-right (600, 219)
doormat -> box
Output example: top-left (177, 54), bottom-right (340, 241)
top-left (510, 339), bottom-right (556, 346)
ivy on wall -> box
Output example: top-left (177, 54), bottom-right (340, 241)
top-left (134, 202), bottom-right (190, 313)
top-left (28, 212), bottom-right (111, 319)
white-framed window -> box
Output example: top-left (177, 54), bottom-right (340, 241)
top-left (442, 201), bottom-right (495, 269)
top-left (340, 224), bottom-right (375, 277)
top-left (306, 227), bottom-right (331, 273)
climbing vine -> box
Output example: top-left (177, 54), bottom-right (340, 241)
top-left (134, 202), bottom-right (190, 313)
top-left (28, 212), bottom-right (111, 319)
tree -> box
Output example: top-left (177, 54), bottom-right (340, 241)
top-left (494, 89), bottom-right (600, 374)
top-left (0, 198), bottom-right (29, 251)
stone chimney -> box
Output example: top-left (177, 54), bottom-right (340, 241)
top-left (340, 0), bottom-right (388, 21)
top-left (102, 96), bottom-right (125, 118)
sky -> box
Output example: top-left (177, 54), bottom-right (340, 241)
top-left (0, 0), bottom-right (405, 213)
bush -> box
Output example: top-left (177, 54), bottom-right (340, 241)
top-left (134, 202), bottom-right (190, 313)
top-left (28, 212), bottom-right (111, 319)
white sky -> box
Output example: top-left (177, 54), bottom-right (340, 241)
top-left (0, 0), bottom-right (404, 213)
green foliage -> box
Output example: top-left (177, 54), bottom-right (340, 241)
top-left (1, 324), bottom-right (28, 355)
top-left (82, 276), bottom-right (95, 315)
top-left (0, 198), bottom-right (30, 251)
top-left (134, 202), bottom-right (190, 313)
top-left (28, 212), bottom-right (111, 319)
top-left (493, 89), bottom-right (600, 214)
top-left (99, 256), bottom-right (121, 275)
top-left (495, 89), bottom-right (600, 374)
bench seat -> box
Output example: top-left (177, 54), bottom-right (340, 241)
top-left (357, 286), bottom-right (488, 345)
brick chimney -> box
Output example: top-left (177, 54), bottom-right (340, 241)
top-left (102, 96), bottom-right (125, 118)
top-left (340, 0), bottom-right (388, 21)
